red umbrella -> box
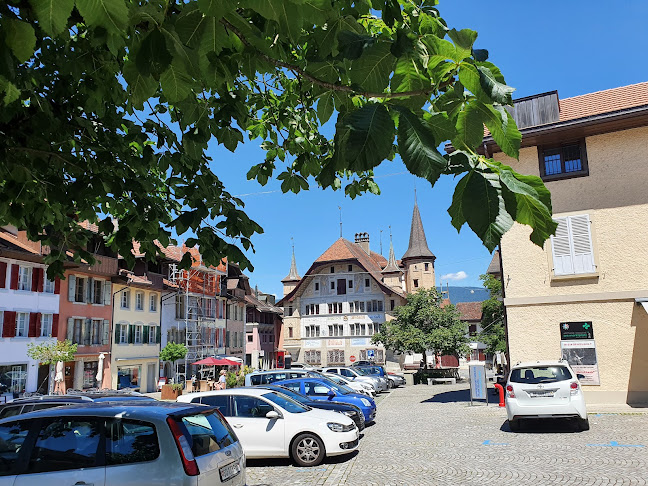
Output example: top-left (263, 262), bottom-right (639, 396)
top-left (193, 357), bottom-right (231, 366)
top-left (222, 359), bottom-right (242, 366)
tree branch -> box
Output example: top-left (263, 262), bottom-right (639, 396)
top-left (221, 19), bottom-right (435, 100)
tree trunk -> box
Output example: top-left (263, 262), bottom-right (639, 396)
top-left (421, 350), bottom-right (427, 370)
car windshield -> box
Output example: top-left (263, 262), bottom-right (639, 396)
top-left (352, 368), bottom-right (370, 376)
top-left (321, 380), bottom-right (354, 395)
top-left (510, 366), bottom-right (573, 384)
top-left (262, 392), bottom-right (310, 413)
top-left (326, 375), bottom-right (347, 385)
top-left (268, 387), bottom-right (310, 405)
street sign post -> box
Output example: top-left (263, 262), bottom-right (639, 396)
top-left (349, 356), bottom-right (356, 363)
top-left (469, 362), bottom-right (488, 406)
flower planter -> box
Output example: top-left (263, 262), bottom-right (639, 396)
top-left (161, 384), bottom-right (183, 400)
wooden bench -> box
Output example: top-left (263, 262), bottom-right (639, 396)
top-left (429, 378), bottom-right (456, 385)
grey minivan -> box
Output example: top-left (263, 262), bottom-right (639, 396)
top-left (0, 401), bottom-right (245, 486)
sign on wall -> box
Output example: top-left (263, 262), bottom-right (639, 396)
top-left (561, 339), bottom-right (600, 385)
top-left (303, 340), bottom-right (321, 348)
top-left (328, 339), bottom-right (343, 347)
top-left (560, 321), bottom-right (594, 340)
top-left (350, 338), bottom-right (369, 346)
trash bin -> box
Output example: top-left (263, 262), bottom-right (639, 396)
top-left (427, 378), bottom-right (434, 386)
top-left (404, 373), bottom-right (415, 386)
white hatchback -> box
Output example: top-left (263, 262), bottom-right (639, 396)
top-left (178, 388), bottom-right (359, 466)
top-left (321, 372), bottom-right (377, 397)
top-left (505, 360), bottom-right (589, 431)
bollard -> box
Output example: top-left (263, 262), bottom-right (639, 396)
top-left (494, 383), bottom-right (505, 407)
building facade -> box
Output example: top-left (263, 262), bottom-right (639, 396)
top-left (0, 228), bottom-right (61, 397)
top-left (225, 263), bottom-right (248, 361)
top-left (279, 203), bottom-right (437, 368)
top-left (245, 291), bottom-right (283, 369)
top-left (490, 83), bottom-right (648, 405)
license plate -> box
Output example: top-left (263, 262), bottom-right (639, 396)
top-left (529, 390), bottom-right (554, 397)
top-left (219, 461), bottom-right (241, 482)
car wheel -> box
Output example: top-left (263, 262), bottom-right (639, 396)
top-left (388, 379), bottom-right (395, 389)
top-left (508, 418), bottom-right (521, 432)
top-left (579, 418), bottom-right (590, 431)
top-left (291, 433), bottom-right (325, 467)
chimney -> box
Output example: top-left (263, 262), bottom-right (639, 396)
top-left (354, 232), bottom-right (370, 255)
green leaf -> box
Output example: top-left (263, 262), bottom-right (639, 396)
top-left (475, 102), bottom-right (521, 159)
top-left (248, 0), bottom-right (303, 40)
top-left (197, 0), bottom-right (236, 17)
top-left (136, 29), bottom-right (172, 78)
top-left (123, 61), bottom-right (158, 109)
top-left (447, 28), bottom-right (477, 60)
top-left (477, 66), bottom-right (515, 105)
top-left (452, 102), bottom-right (484, 152)
top-left (349, 43), bottom-right (395, 93)
top-left (28, 0), bottom-right (74, 36)
top-left (421, 35), bottom-right (459, 64)
top-left (423, 111), bottom-right (454, 143)
top-left (382, 0), bottom-right (403, 27)
top-left (458, 62), bottom-right (482, 98)
top-left (176, 5), bottom-right (207, 49)
top-left (341, 103), bottom-right (395, 171)
top-left (391, 58), bottom-right (430, 93)
top-left (337, 30), bottom-right (375, 60)
top-left (317, 91), bottom-right (335, 124)
top-left (472, 48), bottom-right (489, 62)
top-left (5, 19), bottom-right (36, 63)
top-left (2, 82), bottom-right (20, 105)
top-left (160, 61), bottom-right (193, 102)
top-left (396, 107), bottom-right (446, 184)
top-left (76, 0), bottom-right (129, 34)
top-left (199, 16), bottom-right (228, 58)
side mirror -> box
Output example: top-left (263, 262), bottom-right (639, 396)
top-left (327, 390), bottom-right (336, 399)
top-left (266, 410), bottom-right (280, 419)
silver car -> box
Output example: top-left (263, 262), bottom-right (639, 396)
top-left (0, 401), bottom-right (245, 485)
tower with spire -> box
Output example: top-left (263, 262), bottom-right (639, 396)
top-left (381, 227), bottom-right (404, 292)
top-left (281, 241), bottom-right (301, 297)
top-left (401, 200), bottom-right (436, 293)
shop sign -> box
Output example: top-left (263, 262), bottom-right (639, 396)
top-left (328, 339), bottom-right (343, 347)
top-left (304, 340), bottom-right (320, 348)
top-left (350, 338), bottom-right (369, 346)
top-left (561, 339), bottom-right (600, 385)
top-left (560, 322), bottom-right (594, 340)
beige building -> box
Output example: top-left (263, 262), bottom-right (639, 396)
top-left (487, 83), bottom-right (648, 405)
top-left (278, 202), bottom-right (437, 368)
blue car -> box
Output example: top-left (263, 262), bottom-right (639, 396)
top-left (275, 377), bottom-right (377, 423)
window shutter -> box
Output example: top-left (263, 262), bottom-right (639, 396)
top-left (54, 276), bottom-right (61, 294)
top-left (551, 218), bottom-right (573, 276)
top-left (156, 326), bottom-right (161, 344)
top-left (52, 314), bottom-right (59, 337)
top-left (86, 277), bottom-right (93, 303)
top-left (143, 325), bottom-right (150, 344)
top-left (10, 264), bottom-right (19, 290)
top-left (67, 317), bottom-right (75, 341)
top-left (27, 313), bottom-right (37, 337)
top-left (570, 214), bottom-right (596, 274)
top-left (102, 319), bottom-right (110, 345)
top-left (0, 261), bottom-right (6, 288)
top-left (115, 323), bottom-right (121, 344)
top-left (36, 313), bottom-right (42, 337)
top-left (103, 281), bottom-right (111, 305)
top-left (129, 324), bottom-right (134, 344)
top-left (83, 318), bottom-right (92, 345)
top-left (31, 268), bottom-right (39, 292)
top-left (3, 311), bottom-right (16, 338)
top-left (37, 268), bottom-right (44, 292)
top-left (68, 275), bottom-right (76, 302)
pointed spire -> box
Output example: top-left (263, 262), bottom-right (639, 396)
top-left (382, 227), bottom-right (402, 274)
top-left (402, 201), bottom-right (435, 261)
top-left (281, 239), bottom-right (301, 282)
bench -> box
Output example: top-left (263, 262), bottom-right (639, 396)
top-left (428, 378), bottom-right (456, 385)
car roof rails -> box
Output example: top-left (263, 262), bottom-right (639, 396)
top-left (66, 388), bottom-right (143, 396)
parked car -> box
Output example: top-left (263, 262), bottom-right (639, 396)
top-left (286, 363), bottom-right (310, 369)
top-left (320, 372), bottom-right (377, 397)
top-left (321, 366), bottom-right (385, 392)
top-left (178, 388), bottom-right (358, 466)
top-left (274, 377), bottom-right (377, 423)
top-left (350, 360), bottom-right (374, 367)
top-left (245, 369), bottom-right (317, 386)
top-left (505, 360), bottom-right (589, 432)
top-left (387, 373), bottom-right (406, 388)
top-left (0, 390), bottom-right (155, 420)
top-left (0, 400), bottom-right (245, 485)
top-left (349, 366), bottom-right (391, 392)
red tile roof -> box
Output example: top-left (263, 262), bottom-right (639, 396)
top-left (456, 302), bottom-right (483, 321)
top-left (0, 231), bottom-right (40, 255)
top-left (558, 82), bottom-right (648, 123)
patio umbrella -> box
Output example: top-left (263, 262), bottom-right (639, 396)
top-left (96, 353), bottom-right (105, 385)
top-left (192, 357), bottom-right (232, 366)
top-left (55, 361), bottom-right (64, 382)
top-left (222, 359), bottom-right (242, 366)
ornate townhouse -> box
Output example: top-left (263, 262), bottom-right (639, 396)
top-left (245, 289), bottom-right (284, 369)
top-left (225, 263), bottom-right (248, 361)
top-left (0, 227), bottom-right (62, 397)
top-left (279, 202), bottom-right (437, 368)
top-left (485, 82), bottom-right (648, 405)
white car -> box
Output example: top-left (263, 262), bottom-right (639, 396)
top-left (321, 372), bottom-right (377, 397)
top-left (178, 388), bottom-right (359, 466)
top-left (321, 367), bottom-right (385, 392)
top-left (505, 360), bottom-right (589, 431)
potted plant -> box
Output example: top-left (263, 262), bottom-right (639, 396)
top-left (161, 383), bottom-right (184, 400)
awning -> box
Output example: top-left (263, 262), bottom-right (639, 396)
top-left (636, 298), bottom-right (648, 313)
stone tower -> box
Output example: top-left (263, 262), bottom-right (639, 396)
top-left (401, 202), bottom-right (436, 293)
top-left (281, 246), bottom-right (301, 297)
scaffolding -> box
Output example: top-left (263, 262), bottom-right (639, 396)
top-left (167, 260), bottom-right (227, 383)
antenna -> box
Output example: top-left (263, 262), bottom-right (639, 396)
top-left (291, 236), bottom-right (294, 253)
top-left (414, 183), bottom-right (417, 205)
top-left (380, 229), bottom-right (383, 255)
top-left (338, 206), bottom-right (342, 238)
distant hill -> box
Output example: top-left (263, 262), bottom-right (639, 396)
top-left (436, 286), bottom-right (489, 304)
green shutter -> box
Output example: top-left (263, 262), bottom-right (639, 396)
top-left (128, 324), bottom-right (134, 344)
top-left (115, 323), bottom-right (120, 344)
top-left (156, 326), bottom-right (161, 344)
top-left (143, 325), bottom-right (149, 344)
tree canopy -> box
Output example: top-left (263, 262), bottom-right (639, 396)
top-left (159, 341), bottom-right (188, 362)
top-left (0, 0), bottom-right (556, 276)
top-left (478, 273), bottom-right (506, 354)
top-left (27, 339), bottom-right (78, 364)
top-left (372, 288), bottom-right (469, 365)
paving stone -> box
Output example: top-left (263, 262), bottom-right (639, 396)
top-left (246, 383), bottom-right (648, 485)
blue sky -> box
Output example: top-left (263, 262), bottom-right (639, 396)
top-left (208, 0), bottom-right (648, 298)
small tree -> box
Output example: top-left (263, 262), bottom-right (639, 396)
top-left (27, 340), bottom-right (77, 394)
top-left (372, 289), bottom-right (469, 369)
top-left (478, 274), bottom-right (507, 354)
top-left (159, 343), bottom-right (187, 382)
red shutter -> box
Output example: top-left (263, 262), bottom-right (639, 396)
top-left (35, 313), bottom-right (42, 337)
top-left (31, 268), bottom-right (39, 291)
top-left (54, 277), bottom-right (61, 294)
top-left (3, 311), bottom-right (16, 338)
top-left (10, 265), bottom-right (19, 290)
top-left (52, 314), bottom-right (59, 337)
top-left (28, 313), bottom-right (38, 337)
top-left (37, 269), bottom-right (44, 292)
top-left (0, 262), bottom-right (7, 288)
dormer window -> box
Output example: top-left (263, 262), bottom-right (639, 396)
top-left (330, 266), bottom-right (335, 273)
top-left (538, 140), bottom-right (588, 181)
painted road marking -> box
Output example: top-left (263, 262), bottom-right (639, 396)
top-left (482, 440), bottom-right (509, 446)
top-left (586, 441), bottom-right (644, 448)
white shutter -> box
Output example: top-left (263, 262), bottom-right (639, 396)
top-left (551, 217), bottom-right (574, 276)
top-left (67, 317), bottom-right (74, 341)
top-left (68, 275), bottom-right (76, 302)
top-left (570, 214), bottom-right (596, 274)
top-left (103, 281), bottom-right (111, 306)
top-left (102, 319), bottom-right (110, 345)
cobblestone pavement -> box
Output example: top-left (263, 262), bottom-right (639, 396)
top-left (246, 383), bottom-right (648, 485)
